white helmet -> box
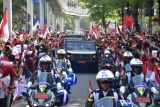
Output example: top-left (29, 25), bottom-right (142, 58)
top-left (130, 58), bottom-right (143, 66)
top-left (104, 49), bottom-right (111, 54)
top-left (123, 51), bottom-right (133, 57)
top-left (57, 49), bottom-right (66, 54)
top-left (96, 69), bottom-right (114, 82)
top-left (39, 55), bottom-right (52, 63)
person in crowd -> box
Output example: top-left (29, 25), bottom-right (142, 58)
top-left (85, 69), bottom-right (120, 107)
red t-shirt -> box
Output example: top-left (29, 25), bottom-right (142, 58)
top-left (0, 63), bottom-right (18, 87)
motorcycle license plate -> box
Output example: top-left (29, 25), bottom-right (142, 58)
top-left (136, 97), bottom-right (150, 103)
top-left (34, 93), bottom-right (48, 99)
top-left (78, 60), bottom-right (86, 64)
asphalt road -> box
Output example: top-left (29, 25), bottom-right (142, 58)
top-left (12, 73), bottom-right (98, 107)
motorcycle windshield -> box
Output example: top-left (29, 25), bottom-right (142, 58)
top-left (131, 75), bottom-right (146, 88)
top-left (38, 72), bottom-right (48, 83)
top-left (92, 97), bottom-right (114, 107)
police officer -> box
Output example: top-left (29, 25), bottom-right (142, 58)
top-left (122, 51), bottom-right (133, 74)
top-left (28, 55), bottom-right (69, 106)
top-left (100, 49), bottom-right (114, 70)
top-left (85, 69), bottom-right (120, 107)
top-left (55, 49), bottom-right (73, 73)
top-left (120, 58), bottom-right (159, 97)
top-left (54, 49), bottom-right (73, 94)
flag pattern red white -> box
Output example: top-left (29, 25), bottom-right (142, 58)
top-left (0, 9), bottom-right (9, 42)
top-left (40, 24), bottom-right (49, 39)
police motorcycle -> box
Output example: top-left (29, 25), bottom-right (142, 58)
top-left (126, 75), bottom-right (155, 107)
top-left (55, 66), bottom-right (77, 94)
top-left (22, 71), bottom-right (67, 107)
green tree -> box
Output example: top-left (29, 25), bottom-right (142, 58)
top-left (12, 0), bottom-right (27, 29)
top-left (0, 0), bottom-right (3, 19)
top-left (78, 0), bottom-right (119, 32)
top-left (64, 15), bottom-right (74, 30)
top-left (78, 0), bottom-right (147, 32)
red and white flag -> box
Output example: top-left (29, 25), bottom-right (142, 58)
top-left (0, 9), bottom-right (9, 42)
top-left (33, 20), bottom-right (40, 31)
top-left (40, 24), bottom-right (49, 39)
top-left (105, 20), bottom-right (110, 29)
top-left (90, 25), bottom-right (100, 39)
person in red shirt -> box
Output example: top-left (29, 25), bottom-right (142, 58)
top-left (0, 55), bottom-right (22, 90)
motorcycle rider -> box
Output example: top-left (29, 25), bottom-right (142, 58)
top-left (54, 49), bottom-right (73, 93)
top-left (85, 69), bottom-right (120, 107)
top-left (55, 49), bottom-right (72, 73)
top-left (120, 58), bottom-right (159, 97)
top-left (100, 49), bottom-right (114, 70)
top-left (122, 50), bottom-right (133, 74)
top-left (28, 55), bottom-right (68, 106)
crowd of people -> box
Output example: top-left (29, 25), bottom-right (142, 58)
top-left (85, 29), bottom-right (160, 106)
top-left (0, 25), bottom-right (160, 106)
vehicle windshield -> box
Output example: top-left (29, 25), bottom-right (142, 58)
top-left (92, 97), bottom-right (114, 107)
top-left (63, 35), bottom-right (83, 41)
top-left (131, 75), bottom-right (147, 88)
top-left (66, 41), bottom-right (96, 51)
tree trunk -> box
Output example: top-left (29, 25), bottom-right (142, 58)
top-left (133, 5), bottom-right (139, 32)
top-left (102, 5), bottom-right (106, 33)
top-left (158, 0), bottom-right (160, 25)
top-left (126, 2), bottom-right (130, 15)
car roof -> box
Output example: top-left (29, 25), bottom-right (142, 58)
top-left (62, 34), bottom-right (83, 38)
top-left (65, 40), bottom-right (95, 43)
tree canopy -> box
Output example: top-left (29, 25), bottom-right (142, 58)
top-left (78, 0), bottom-right (147, 32)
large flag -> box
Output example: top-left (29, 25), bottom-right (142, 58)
top-left (0, 9), bottom-right (9, 42)
top-left (33, 20), bottom-right (40, 31)
top-left (40, 24), bottom-right (49, 39)
top-left (91, 25), bottom-right (100, 39)
top-left (105, 20), bottom-right (110, 29)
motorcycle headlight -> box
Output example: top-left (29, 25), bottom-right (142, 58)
top-left (45, 104), bottom-right (49, 107)
top-left (33, 103), bottom-right (37, 106)
top-left (137, 87), bottom-right (145, 95)
top-left (45, 103), bottom-right (52, 107)
top-left (39, 84), bottom-right (47, 93)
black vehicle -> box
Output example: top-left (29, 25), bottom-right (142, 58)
top-left (61, 34), bottom-right (84, 48)
top-left (65, 40), bottom-right (98, 73)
